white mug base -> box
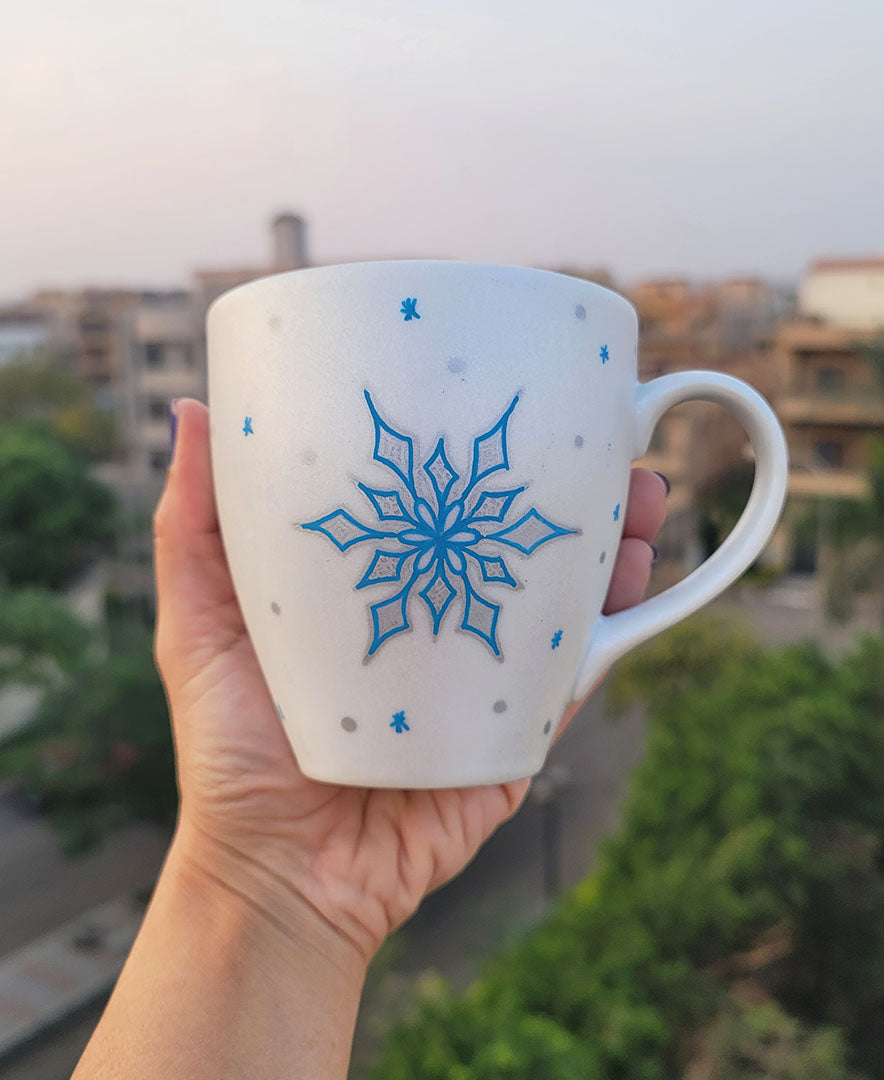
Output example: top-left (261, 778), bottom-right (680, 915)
top-left (295, 753), bottom-right (542, 790)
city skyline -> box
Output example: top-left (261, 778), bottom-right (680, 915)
top-left (3, 0), bottom-right (884, 299)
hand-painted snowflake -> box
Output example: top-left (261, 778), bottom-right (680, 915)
top-left (301, 391), bottom-right (579, 659)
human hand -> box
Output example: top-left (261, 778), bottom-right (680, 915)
top-left (153, 399), bottom-right (668, 968)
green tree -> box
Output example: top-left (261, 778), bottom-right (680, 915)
top-left (699, 997), bottom-right (865, 1080)
top-left (0, 352), bottom-right (119, 460)
top-left (0, 582), bottom-right (92, 688)
top-left (697, 464), bottom-right (756, 560)
top-left (0, 423), bottom-right (115, 589)
top-left (824, 437), bottom-right (884, 629)
top-left (0, 627), bottom-right (176, 853)
top-left (373, 620), bottom-right (884, 1079)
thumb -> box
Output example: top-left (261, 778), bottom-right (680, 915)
top-left (154, 398), bottom-right (216, 541)
top-left (153, 399), bottom-right (245, 687)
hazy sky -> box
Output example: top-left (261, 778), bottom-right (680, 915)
top-left (3, 0), bottom-right (883, 299)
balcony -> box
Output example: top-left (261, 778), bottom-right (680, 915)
top-left (139, 418), bottom-right (174, 452)
top-left (787, 468), bottom-right (868, 499)
top-left (778, 392), bottom-right (884, 427)
top-left (138, 367), bottom-right (202, 396)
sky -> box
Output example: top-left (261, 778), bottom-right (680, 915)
top-left (2, 0), bottom-right (884, 299)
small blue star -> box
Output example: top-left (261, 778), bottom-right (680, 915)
top-left (390, 710), bottom-right (410, 733)
top-left (400, 297), bottom-right (421, 321)
top-left (600, 345), bottom-right (609, 364)
top-left (613, 503), bottom-right (620, 522)
top-left (551, 629), bottom-right (563, 649)
top-left (243, 416), bottom-right (254, 436)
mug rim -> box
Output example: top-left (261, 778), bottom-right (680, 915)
top-left (206, 258), bottom-right (636, 325)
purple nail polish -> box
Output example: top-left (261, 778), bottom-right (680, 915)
top-left (653, 471), bottom-right (671, 496)
top-left (169, 399), bottom-right (180, 461)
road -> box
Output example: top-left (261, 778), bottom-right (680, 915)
top-left (0, 792), bottom-right (168, 1079)
top-left (2, 1005), bottom-right (105, 1080)
top-left (0, 793), bottom-right (169, 959)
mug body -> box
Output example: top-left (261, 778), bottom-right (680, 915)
top-left (208, 260), bottom-right (638, 787)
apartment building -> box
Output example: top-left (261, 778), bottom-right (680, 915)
top-left (0, 305), bottom-right (54, 367)
top-left (628, 278), bottom-right (781, 568)
top-left (14, 214), bottom-right (309, 502)
top-left (770, 257), bottom-right (884, 570)
top-left (798, 257), bottom-right (884, 329)
top-left (30, 289), bottom-right (141, 401)
top-left (773, 322), bottom-right (884, 570)
top-left (115, 291), bottom-right (202, 494)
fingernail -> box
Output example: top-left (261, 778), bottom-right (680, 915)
top-left (651, 545), bottom-right (660, 564)
top-left (653, 471), bottom-right (671, 496)
top-left (169, 399), bottom-right (180, 462)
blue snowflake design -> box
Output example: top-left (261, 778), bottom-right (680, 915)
top-left (390, 710), bottom-right (410, 733)
top-left (301, 391), bottom-right (579, 659)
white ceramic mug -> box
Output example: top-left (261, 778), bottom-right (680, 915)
top-left (207, 261), bottom-right (788, 788)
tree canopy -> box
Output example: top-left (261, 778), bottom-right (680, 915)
top-left (0, 582), bottom-right (92, 688)
top-left (0, 621), bottom-right (176, 853)
top-left (0, 422), bottom-right (115, 589)
top-left (825, 436), bottom-right (884, 629)
top-left (372, 616), bottom-right (884, 1079)
top-left (0, 352), bottom-right (119, 460)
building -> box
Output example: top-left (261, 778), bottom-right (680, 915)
top-left (114, 291), bottom-right (203, 494)
top-left (772, 318), bottom-right (884, 570)
top-left (18, 214), bottom-right (310, 501)
top-left (0, 305), bottom-right (54, 367)
top-left (798, 257), bottom-right (884, 329)
top-left (770, 257), bottom-right (884, 570)
top-left (628, 278), bottom-right (781, 569)
top-left (29, 289), bottom-right (141, 401)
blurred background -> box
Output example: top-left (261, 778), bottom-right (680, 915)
top-left (1, 2), bottom-right (883, 1077)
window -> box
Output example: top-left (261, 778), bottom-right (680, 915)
top-left (80, 317), bottom-right (108, 333)
top-left (144, 342), bottom-right (165, 367)
top-left (150, 450), bottom-right (168, 473)
top-left (148, 398), bottom-right (167, 421)
top-left (814, 441), bottom-right (844, 469)
top-left (816, 367), bottom-right (846, 394)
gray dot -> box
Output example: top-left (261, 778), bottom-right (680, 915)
top-left (575, 304), bottom-right (586, 320)
top-left (543, 720), bottom-right (552, 735)
top-left (302, 449), bottom-right (317, 465)
top-left (341, 716), bottom-right (357, 732)
top-left (270, 601), bottom-right (281, 615)
top-left (268, 316), bottom-right (281, 331)
top-left (493, 699), bottom-right (507, 714)
top-left (574, 435), bottom-right (584, 448)
top-left (447, 356), bottom-right (466, 374)
top-left (599, 550), bottom-right (606, 564)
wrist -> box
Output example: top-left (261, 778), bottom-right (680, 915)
top-left (74, 823), bottom-right (367, 1080)
top-left (168, 818), bottom-right (370, 984)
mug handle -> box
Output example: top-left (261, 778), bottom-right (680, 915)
top-left (571, 370), bottom-right (789, 701)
